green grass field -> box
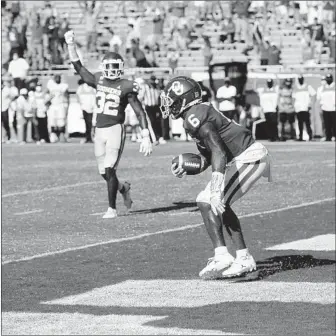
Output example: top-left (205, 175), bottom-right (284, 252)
top-left (2, 140), bottom-right (335, 335)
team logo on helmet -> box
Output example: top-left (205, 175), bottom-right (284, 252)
top-left (169, 81), bottom-right (184, 96)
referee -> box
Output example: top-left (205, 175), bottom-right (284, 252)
top-left (143, 75), bottom-right (166, 144)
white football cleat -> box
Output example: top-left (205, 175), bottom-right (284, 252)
top-left (199, 254), bottom-right (234, 280)
top-left (121, 182), bottom-right (133, 210)
top-left (221, 254), bottom-right (257, 278)
top-left (102, 207), bottom-right (117, 219)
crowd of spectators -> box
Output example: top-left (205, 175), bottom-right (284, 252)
top-left (1, 1), bottom-right (335, 74)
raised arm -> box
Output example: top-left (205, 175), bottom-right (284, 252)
top-left (64, 30), bottom-right (97, 88)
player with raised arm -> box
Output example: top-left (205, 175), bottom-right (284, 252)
top-left (64, 30), bottom-right (152, 219)
top-left (161, 76), bottom-right (272, 279)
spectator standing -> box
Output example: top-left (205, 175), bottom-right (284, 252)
top-left (202, 34), bottom-right (213, 66)
top-left (259, 39), bottom-right (270, 66)
top-left (16, 88), bottom-right (39, 144)
top-left (131, 39), bottom-right (151, 67)
top-left (58, 13), bottom-right (70, 53)
top-left (216, 77), bottom-right (238, 122)
top-left (317, 74), bottom-right (336, 141)
top-left (108, 29), bottom-right (122, 53)
top-left (267, 41), bottom-right (281, 65)
top-left (278, 78), bottom-right (296, 141)
top-left (10, 10), bottom-right (28, 57)
top-left (293, 75), bottom-right (315, 141)
top-left (167, 46), bottom-right (179, 73)
top-left (8, 52), bottom-right (29, 90)
top-left (78, 0), bottom-right (103, 53)
top-left (1, 78), bottom-right (18, 143)
top-left (7, 24), bottom-right (21, 59)
top-left (310, 17), bottom-right (325, 63)
top-left (143, 45), bottom-right (157, 67)
top-left (30, 13), bottom-right (45, 70)
top-left (151, 8), bottom-right (165, 48)
top-left (143, 75), bottom-right (165, 144)
top-left (258, 78), bottom-right (279, 142)
top-left (76, 79), bottom-right (96, 143)
top-left (34, 83), bottom-right (50, 143)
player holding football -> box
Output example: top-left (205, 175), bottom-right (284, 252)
top-left (64, 30), bottom-right (152, 219)
top-left (161, 76), bottom-right (272, 279)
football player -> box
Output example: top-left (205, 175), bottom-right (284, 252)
top-left (46, 74), bottom-right (70, 143)
top-left (161, 76), bottom-right (272, 279)
top-left (65, 30), bottom-right (152, 219)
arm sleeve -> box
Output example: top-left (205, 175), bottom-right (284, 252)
top-left (197, 122), bottom-right (228, 173)
top-left (72, 60), bottom-right (97, 88)
top-left (128, 93), bottom-right (148, 130)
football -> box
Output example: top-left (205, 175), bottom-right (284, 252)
top-left (171, 153), bottom-right (203, 175)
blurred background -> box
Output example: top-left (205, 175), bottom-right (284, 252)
top-left (1, 0), bottom-right (335, 144)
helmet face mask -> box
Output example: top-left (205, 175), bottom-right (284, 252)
top-left (100, 53), bottom-right (124, 80)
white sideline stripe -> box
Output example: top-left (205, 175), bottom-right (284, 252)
top-left (266, 234), bottom-right (335, 251)
top-left (2, 197), bottom-right (335, 265)
top-left (14, 209), bottom-right (44, 216)
top-left (89, 210), bottom-right (199, 217)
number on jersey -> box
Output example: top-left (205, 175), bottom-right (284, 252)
top-left (96, 91), bottom-right (120, 116)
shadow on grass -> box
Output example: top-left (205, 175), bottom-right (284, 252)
top-left (130, 201), bottom-right (199, 215)
top-left (230, 254), bottom-right (336, 282)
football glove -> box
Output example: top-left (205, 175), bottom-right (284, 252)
top-left (139, 129), bottom-right (152, 156)
top-left (171, 162), bottom-right (186, 178)
top-left (64, 30), bottom-right (75, 45)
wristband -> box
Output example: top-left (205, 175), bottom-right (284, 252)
top-left (141, 128), bottom-right (150, 137)
top-left (68, 44), bottom-right (80, 62)
top-left (210, 172), bottom-right (224, 193)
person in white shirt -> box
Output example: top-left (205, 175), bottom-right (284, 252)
top-left (293, 75), bottom-right (316, 141)
top-left (258, 78), bottom-right (279, 142)
top-left (108, 29), bottom-right (122, 54)
top-left (216, 77), bottom-right (238, 122)
top-left (7, 53), bottom-right (30, 91)
top-left (76, 79), bottom-right (96, 143)
top-left (317, 73), bottom-right (336, 141)
top-left (16, 88), bottom-right (39, 144)
top-left (2, 78), bottom-right (19, 142)
top-left (46, 74), bottom-right (70, 143)
top-left (34, 83), bottom-right (51, 143)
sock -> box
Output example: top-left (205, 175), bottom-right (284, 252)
top-left (215, 246), bottom-right (228, 256)
top-left (236, 248), bottom-right (249, 258)
top-left (105, 167), bottom-right (119, 209)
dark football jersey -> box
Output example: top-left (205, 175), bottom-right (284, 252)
top-left (183, 103), bottom-right (255, 163)
top-left (93, 73), bottom-right (139, 128)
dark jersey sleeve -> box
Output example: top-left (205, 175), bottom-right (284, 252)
top-left (123, 79), bottom-right (139, 97)
top-left (183, 104), bottom-right (209, 137)
top-left (72, 60), bottom-right (98, 89)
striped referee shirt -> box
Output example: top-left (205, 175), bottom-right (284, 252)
top-left (143, 83), bottom-right (160, 107)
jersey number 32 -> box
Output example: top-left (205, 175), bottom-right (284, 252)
top-left (96, 91), bottom-right (120, 116)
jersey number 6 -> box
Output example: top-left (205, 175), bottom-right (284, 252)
top-left (96, 91), bottom-right (120, 116)
top-left (188, 114), bottom-right (200, 127)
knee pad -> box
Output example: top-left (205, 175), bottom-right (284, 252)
top-left (105, 167), bottom-right (116, 180)
top-left (196, 189), bottom-right (210, 204)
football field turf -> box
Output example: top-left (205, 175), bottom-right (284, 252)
top-left (1, 140), bottom-right (335, 335)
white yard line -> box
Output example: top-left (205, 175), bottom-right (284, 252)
top-left (14, 209), bottom-right (44, 216)
top-left (2, 197), bottom-right (334, 265)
